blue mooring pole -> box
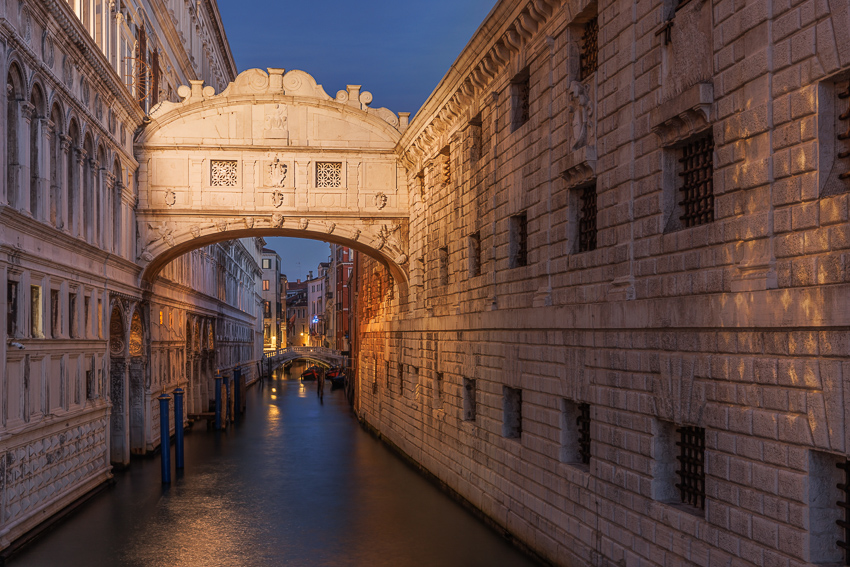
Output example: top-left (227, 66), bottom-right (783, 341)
top-left (214, 373), bottom-right (222, 430)
top-left (158, 394), bottom-right (172, 483)
top-left (225, 376), bottom-right (232, 423)
top-left (234, 366), bottom-right (242, 417)
top-left (173, 388), bottom-right (184, 469)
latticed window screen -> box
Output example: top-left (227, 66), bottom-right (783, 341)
top-left (675, 426), bottom-right (706, 509)
top-left (578, 184), bottom-right (597, 252)
top-left (837, 460), bottom-right (850, 564)
top-left (839, 82), bottom-right (850, 184)
top-left (579, 18), bottom-right (599, 80)
top-left (211, 160), bottom-right (238, 187)
top-left (316, 162), bottom-right (342, 188)
top-left (577, 403), bottom-right (591, 465)
top-left (678, 134), bottom-right (715, 228)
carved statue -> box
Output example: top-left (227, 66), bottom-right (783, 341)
top-left (568, 81), bottom-right (593, 151)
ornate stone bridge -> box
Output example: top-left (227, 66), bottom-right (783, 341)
top-left (134, 68), bottom-right (412, 302)
top-left (263, 347), bottom-right (346, 370)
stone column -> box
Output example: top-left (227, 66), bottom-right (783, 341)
top-left (59, 136), bottom-right (71, 232)
top-left (75, 148), bottom-right (87, 240)
top-left (18, 101), bottom-right (34, 215)
top-left (43, 119), bottom-right (55, 225)
top-left (92, 159), bottom-right (102, 248)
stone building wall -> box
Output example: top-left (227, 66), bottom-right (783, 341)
top-left (354, 0), bottom-right (850, 566)
top-left (0, 0), bottom-right (259, 552)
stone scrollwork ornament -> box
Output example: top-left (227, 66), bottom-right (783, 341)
top-left (568, 81), bottom-right (593, 151)
top-left (374, 192), bottom-right (388, 210)
top-left (269, 157), bottom-right (288, 187)
top-left (395, 254), bottom-right (408, 265)
top-left (271, 189), bottom-right (284, 208)
top-left (165, 189), bottom-right (176, 206)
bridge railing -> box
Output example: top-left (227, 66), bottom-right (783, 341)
top-left (263, 346), bottom-right (342, 360)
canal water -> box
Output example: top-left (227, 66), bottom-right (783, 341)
top-left (7, 368), bottom-right (541, 567)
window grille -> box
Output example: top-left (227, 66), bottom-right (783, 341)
top-left (7, 281), bottom-right (18, 336)
top-left (838, 82), bottom-right (850, 183)
top-left (577, 403), bottom-right (591, 465)
top-left (211, 160), bottom-right (237, 187)
top-left (518, 79), bottom-right (530, 125)
top-left (675, 426), bottom-right (705, 510)
top-left (579, 18), bottom-right (599, 80)
top-left (578, 184), bottom-right (597, 252)
top-left (441, 148), bottom-right (451, 186)
top-left (511, 213), bottom-right (528, 268)
top-left (837, 459), bottom-right (850, 563)
top-left (316, 162), bottom-right (342, 188)
top-left (470, 114), bottom-right (483, 162)
top-left (678, 134), bottom-right (714, 228)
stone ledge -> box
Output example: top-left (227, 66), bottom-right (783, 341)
top-left (650, 82), bottom-right (714, 146)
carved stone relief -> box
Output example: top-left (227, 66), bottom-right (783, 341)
top-left (568, 81), bottom-right (593, 151)
top-left (268, 157), bottom-right (287, 187)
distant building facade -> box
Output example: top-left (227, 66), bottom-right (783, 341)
top-left (286, 279), bottom-right (308, 347)
top-left (260, 247), bottom-right (281, 350)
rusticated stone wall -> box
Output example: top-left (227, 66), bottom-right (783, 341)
top-left (354, 0), bottom-right (850, 565)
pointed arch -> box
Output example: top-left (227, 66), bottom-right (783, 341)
top-left (49, 100), bottom-right (64, 227)
top-left (67, 118), bottom-right (80, 236)
top-left (6, 61), bottom-right (25, 208)
top-left (82, 131), bottom-right (94, 242)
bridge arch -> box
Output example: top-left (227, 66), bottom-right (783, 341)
top-left (135, 68), bottom-right (412, 304)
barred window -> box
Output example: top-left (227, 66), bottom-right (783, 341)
top-left (511, 69), bottom-right (531, 131)
top-left (211, 160), bottom-right (238, 187)
top-left (578, 183), bottom-right (597, 252)
top-left (438, 247), bottom-right (449, 286)
top-left (468, 231), bottom-right (481, 277)
top-left (462, 378), bottom-right (476, 421)
top-left (838, 81), bottom-right (850, 185)
top-left (579, 18), bottom-right (599, 80)
top-left (503, 386), bottom-right (522, 439)
top-left (316, 162), bottom-right (342, 188)
top-left (676, 426), bottom-right (705, 510)
top-left (577, 403), bottom-right (591, 465)
top-left (678, 134), bottom-right (715, 228)
top-left (440, 146), bottom-right (451, 187)
top-left (510, 212), bottom-right (528, 268)
top-left (470, 113), bottom-right (483, 162)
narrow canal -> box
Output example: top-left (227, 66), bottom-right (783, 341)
top-left (8, 368), bottom-right (541, 567)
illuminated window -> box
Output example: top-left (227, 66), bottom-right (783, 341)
top-left (262, 280), bottom-right (270, 291)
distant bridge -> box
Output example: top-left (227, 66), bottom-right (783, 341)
top-left (262, 347), bottom-right (346, 372)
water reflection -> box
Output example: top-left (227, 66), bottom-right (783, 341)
top-left (8, 367), bottom-right (541, 567)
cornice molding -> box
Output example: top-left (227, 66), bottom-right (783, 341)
top-left (398, 0), bottom-right (562, 169)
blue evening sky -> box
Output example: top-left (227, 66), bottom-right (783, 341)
top-left (217, 0), bottom-right (497, 281)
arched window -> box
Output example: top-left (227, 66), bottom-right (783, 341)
top-left (49, 103), bottom-right (63, 228)
top-left (29, 84), bottom-right (46, 221)
top-left (67, 120), bottom-right (80, 237)
top-left (6, 64), bottom-right (23, 209)
top-left (83, 133), bottom-right (94, 243)
top-left (96, 144), bottom-right (106, 247)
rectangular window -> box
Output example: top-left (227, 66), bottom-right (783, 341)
top-left (511, 68), bottom-right (531, 131)
top-left (462, 378), bottom-right (476, 421)
top-left (509, 212), bottom-right (528, 268)
top-left (263, 301), bottom-right (271, 318)
top-left (262, 259), bottom-right (271, 269)
top-left (468, 232), bottom-right (481, 277)
top-left (440, 146), bottom-right (451, 187)
top-left (69, 292), bottom-right (78, 338)
top-left (434, 372), bottom-right (443, 408)
top-left (210, 160), bottom-right (238, 187)
top-left (502, 386), bottom-right (522, 439)
top-left (7, 281), bottom-right (18, 336)
top-left (30, 286), bottom-right (43, 338)
top-left (397, 362), bottom-right (404, 394)
top-left (810, 451), bottom-right (844, 564)
top-left (51, 289), bottom-right (60, 337)
top-left (316, 162), bottom-right (342, 188)
top-left (579, 18), bottom-right (599, 80)
top-left (438, 247), bottom-right (449, 286)
top-left (676, 425), bottom-right (706, 510)
top-left (469, 113), bottom-right (483, 162)
top-left (84, 296), bottom-right (91, 337)
top-left (578, 183), bottom-right (598, 252)
top-left (262, 280), bottom-right (270, 291)
top-left (560, 399), bottom-right (591, 466)
top-left (677, 133), bottom-right (715, 228)
top-left (838, 81), bottom-right (850, 189)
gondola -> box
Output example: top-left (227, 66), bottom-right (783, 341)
top-left (300, 365), bottom-right (320, 381)
top-left (326, 366), bottom-right (346, 389)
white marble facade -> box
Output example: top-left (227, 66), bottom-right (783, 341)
top-left (0, 0), bottom-right (259, 551)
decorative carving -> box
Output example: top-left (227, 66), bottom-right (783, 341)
top-left (215, 219), bottom-right (228, 232)
top-left (395, 254), bottom-right (408, 265)
top-left (650, 83), bottom-right (713, 146)
top-left (211, 160), bottom-right (238, 187)
top-left (129, 313), bottom-right (143, 357)
top-left (299, 218), bottom-right (309, 230)
top-left (264, 105), bottom-right (289, 139)
top-left (271, 213), bottom-right (285, 228)
top-left (164, 189), bottom-right (176, 206)
top-left (42, 31), bottom-right (55, 67)
top-left (95, 94), bottom-right (103, 121)
top-left (326, 222), bottom-right (336, 234)
top-left (268, 157), bottom-right (287, 187)
top-left (568, 81), bottom-right (593, 151)
top-left (190, 225), bottom-right (201, 238)
top-left (374, 192), bottom-right (388, 210)
top-left (271, 189), bottom-right (284, 208)
top-left (316, 162), bottom-right (342, 188)
top-left (244, 217), bottom-right (255, 229)
top-left (20, 5), bottom-right (32, 44)
top-left (352, 229), bottom-right (361, 241)
top-left (81, 78), bottom-right (91, 106)
top-left (147, 222), bottom-right (175, 246)
top-left (63, 55), bottom-right (74, 86)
